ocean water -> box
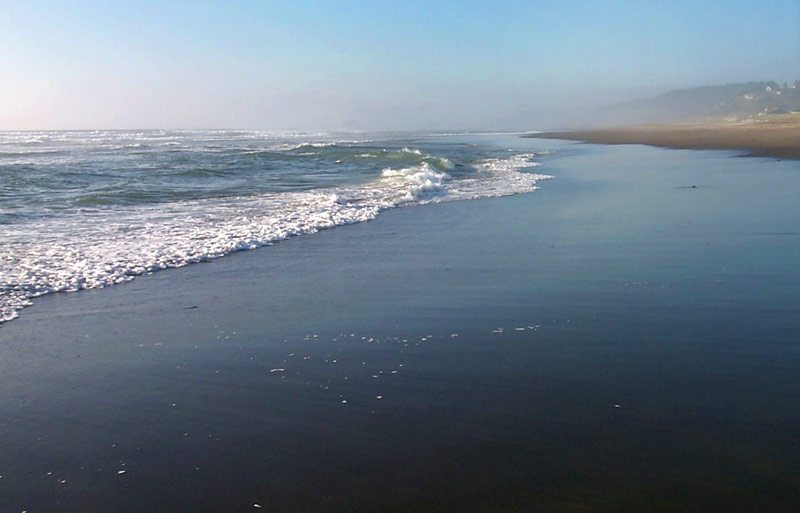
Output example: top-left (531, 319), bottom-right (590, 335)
top-left (0, 130), bottom-right (550, 323)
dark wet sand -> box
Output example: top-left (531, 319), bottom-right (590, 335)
top-left (1, 138), bottom-right (800, 512)
top-left (529, 117), bottom-right (800, 159)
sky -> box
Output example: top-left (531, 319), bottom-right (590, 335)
top-left (1, 0), bottom-right (798, 130)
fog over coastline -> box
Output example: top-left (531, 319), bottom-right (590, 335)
top-left (1, 1), bottom-right (798, 131)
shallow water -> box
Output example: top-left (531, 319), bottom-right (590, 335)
top-left (0, 130), bottom-right (550, 323)
top-left (1, 137), bottom-right (799, 512)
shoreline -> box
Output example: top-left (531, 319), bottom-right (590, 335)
top-left (2, 139), bottom-right (800, 512)
top-left (527, 116), bottom-right (800, 160)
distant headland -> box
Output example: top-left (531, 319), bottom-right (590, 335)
top-left (528, 81), bottom-right (800, 160)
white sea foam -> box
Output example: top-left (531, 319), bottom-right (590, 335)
top-left (0, 152), bottom-right (550, 324)
top-left (378, 162), bottom-right (450, 203)
top-left (273, 140), bottom-right (372, 151)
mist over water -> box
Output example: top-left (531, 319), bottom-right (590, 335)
top-left (0, 130), bottom-right (551, 323)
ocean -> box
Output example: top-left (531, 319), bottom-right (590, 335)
top-left (0, 130), bottom-right (550, 324)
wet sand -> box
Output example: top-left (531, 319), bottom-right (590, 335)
top-left (529, 116), bottom-right (800, 159)
top-left (1, 138), bottom-right (800, 512)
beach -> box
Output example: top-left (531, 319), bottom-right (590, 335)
top-left (529, 115), bottom-right (800, 160)
top-left (1, 136), bottom-right (800, 512)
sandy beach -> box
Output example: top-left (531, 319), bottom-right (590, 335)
top-left (2, 137), bottom-right (800, 512)
top-left (529, 115), bottom-right (800, 160)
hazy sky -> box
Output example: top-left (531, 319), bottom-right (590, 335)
top-left (1, 0), bottom-right (798, 130)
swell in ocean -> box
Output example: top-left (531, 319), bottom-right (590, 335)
top-left (0, 130), bottom-right (552, 323)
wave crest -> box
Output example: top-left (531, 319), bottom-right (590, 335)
top-left (0, 151), bottom-right (551, 324)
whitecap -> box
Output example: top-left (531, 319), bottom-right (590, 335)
top-left (0, 147), bottom-right (550, 323)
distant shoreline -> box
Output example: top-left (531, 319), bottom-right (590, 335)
top-left (526, 115), bottom-right (800, 160)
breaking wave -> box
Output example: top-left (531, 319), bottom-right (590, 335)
top-left (0, 131), bottom-right (551, 323)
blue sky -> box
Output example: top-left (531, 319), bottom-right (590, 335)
top-left (1, 0), bottom-right (798, 129)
